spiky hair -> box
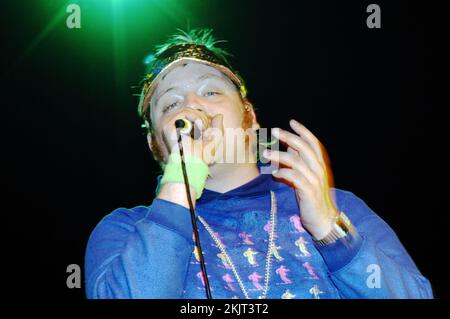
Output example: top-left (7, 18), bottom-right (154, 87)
top-left (143, 28), bottom-right (233, 72)
top-left (138, 27), bottom-right (246, 128)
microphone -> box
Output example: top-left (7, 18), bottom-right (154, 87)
top-left (175, 118), bottom-right (202, 140)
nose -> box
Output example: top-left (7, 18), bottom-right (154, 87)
top-left (184, 92), bottom-right (207, 113)
top-left (181, 93), bottom-right (211, 131)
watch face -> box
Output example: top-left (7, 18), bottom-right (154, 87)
top-left (314, 212), bottom-right (353, 246)
top-left (332, 213), bottom-right (351, 238)
top-left (340, 212), bottom-right (352, 227)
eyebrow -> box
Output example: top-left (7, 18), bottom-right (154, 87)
top-left (154, 73), bottom-right (223, 107)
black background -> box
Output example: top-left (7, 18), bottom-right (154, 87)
top-left (1, 0), bottom-right (447, 299)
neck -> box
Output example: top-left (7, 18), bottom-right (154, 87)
top-left (205, 162), bottom-right (260, 193)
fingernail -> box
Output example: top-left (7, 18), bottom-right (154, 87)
top-left (263, 149), bottom-right (271, 157)
top-left (271, 128), bottom-right (280, 137)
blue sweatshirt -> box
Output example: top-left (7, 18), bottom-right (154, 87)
top-left (85, 167), bottom-right (433, 299)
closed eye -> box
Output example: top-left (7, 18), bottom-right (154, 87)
top-left (163, 101), bottom-right (179, 113)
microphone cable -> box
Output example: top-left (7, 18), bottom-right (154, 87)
top-left (175, 119), bottom-right (213, 299)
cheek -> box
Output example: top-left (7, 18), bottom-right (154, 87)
top-left (152, 111), bottom-right (174, 134)
top-left (150, 105), bottom-right (171, 130)
top-left (213, 102), bottom-right (244, 129)
top-left (149, 132), bottom-right (167, 163)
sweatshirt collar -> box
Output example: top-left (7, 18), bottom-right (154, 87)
top-left (199, 162), bottom-right (285, 202)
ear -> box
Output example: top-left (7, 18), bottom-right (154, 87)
top-left (146, 132), bottom-right (153, 152)
top-left (145, 121), bottom-right (154, 152)
top-left (244, 100), bottom-right (260, 130)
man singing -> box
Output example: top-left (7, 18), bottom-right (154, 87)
top-left (85, 28), bottom-right (433, 299)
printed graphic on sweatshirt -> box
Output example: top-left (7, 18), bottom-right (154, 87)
top-left (309, 284), bottom-right (324, 299)
top-left (182, 201), bottom-right (336, 299)
top-left (243, 247), bottom-right (259, 267)
top-left (294, 236), bottom-right (311, 257)
top-left (275, 265), bottom-right (293, 284)
top-left (222, 273), bottom-right (237, 292)
top-left (238, 232), bottom-right (254, 245)
top-left (302, 262), bottom-right (319, 280)
top-left (289, 215), bottom-right (306, 233)
top-left (248, 271), bottom-right (264, 291)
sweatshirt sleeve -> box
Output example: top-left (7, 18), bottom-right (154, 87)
top-left (84, 199), bottom-right (194, 299)
top-left (314, 190), bottom-right (433, 299)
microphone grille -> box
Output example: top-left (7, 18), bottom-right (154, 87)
top-left (175, 119), bottom-right (186, 129)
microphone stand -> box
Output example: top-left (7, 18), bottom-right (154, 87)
top-left (175, 120), bottom-right (213, 299)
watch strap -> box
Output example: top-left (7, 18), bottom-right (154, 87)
top-left (313, 211), bottom-right (352, 247)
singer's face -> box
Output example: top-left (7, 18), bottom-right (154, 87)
top-left (149, 61), bottom-right (253, 162)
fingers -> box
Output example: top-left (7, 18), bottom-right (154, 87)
top-left (272, 127), bottom-right (325, 177)
top-left (263, 120), bottom-right (330, 193)
top-left (272, 168), bottom-right (312, 193)
top-left (173, 113), bottom-right (220, 165)
top-left (211, 113), bottom-right (224, 130)
top-left (272, 127), bottom-right (319, 161)
top-left (203, 114), bottom-right (224, 164)
top-left (203, 114), bottom-right (224, 153)
top-left (264, 149), bottom-right (320, 186)
top-left (204, 114), bottom-right (224, 140)
top-left (289, 119), bottom-right (324, 160)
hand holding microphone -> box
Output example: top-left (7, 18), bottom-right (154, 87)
top-left (158, 112), bottom-right (224, 202)
top-left (166, 112), bottom-right (224, 166)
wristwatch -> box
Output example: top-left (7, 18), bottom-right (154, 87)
top-left (313, 211), bottom-right (353, 246)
